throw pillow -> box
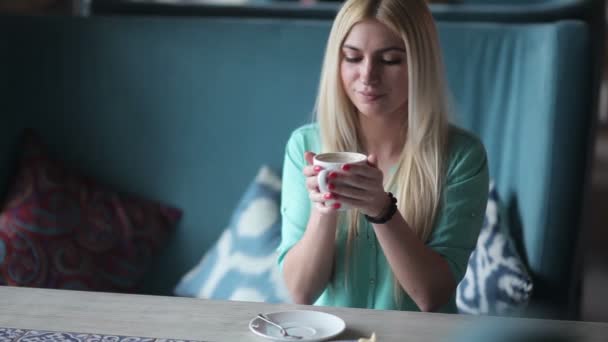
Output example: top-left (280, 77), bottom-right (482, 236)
top-left (456, 181), bottom-right (534, 315)
top-left (0, 131), bottom-right (183, 292)
top-left (174, 165), bottom-right (290, 303)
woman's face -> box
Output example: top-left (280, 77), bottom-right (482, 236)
top-left (340, 19), bottom-right (408, 120)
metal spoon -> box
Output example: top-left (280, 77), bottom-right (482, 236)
top-left (255, 313), bottom-right (303, 339)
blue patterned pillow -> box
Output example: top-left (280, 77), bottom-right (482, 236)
top-left (174, 166), bottom-right (291, 303)
top-left (456, 182), bottom-right (534, 315)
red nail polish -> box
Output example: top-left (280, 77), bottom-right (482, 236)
top-left (333, 203), bottom-right (341, 209)
top-left (313, 165), bottom-right (322, 172)
top-left (328, 183), bottom-right (335, 190)
top-left (341, 164), bottom-right (351, 171)
top-left (329, 171), bottom-right (338, 179)
top-left (323, 193), bottom-right (333, 200)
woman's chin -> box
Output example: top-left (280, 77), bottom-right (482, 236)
top-left (357, 106), bottom-right (389, 118)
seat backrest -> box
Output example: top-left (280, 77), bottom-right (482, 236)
top-left (0, 16), bottom-right (592, 316)
top-left (441, 20), bottom-right (591, 316)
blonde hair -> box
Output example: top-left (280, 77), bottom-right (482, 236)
top-left (314, 0), bottom-right (450, 306)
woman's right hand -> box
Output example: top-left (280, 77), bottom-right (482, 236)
top-left (303, 151), bottom-right (339, 214)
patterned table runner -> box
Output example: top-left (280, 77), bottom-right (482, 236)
top-left (0, 327), bottom-right (204, 342)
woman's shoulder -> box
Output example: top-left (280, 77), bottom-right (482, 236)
top-left (286, 123), bottom-right (321, 153)
top-left (447, 125), bottom-right (485, 153)
top-left (445, 125), bottom-right (488, 182)
top-left (290, 123), bottom-right (319, 139)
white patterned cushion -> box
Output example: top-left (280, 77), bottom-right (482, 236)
top-left (456, 181), bottom-right (533, 315)
top-left (173, 166), bottom-right (290, 303)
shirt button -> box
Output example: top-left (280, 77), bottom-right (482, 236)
top-left (369, 279), bottom-right (375, 285)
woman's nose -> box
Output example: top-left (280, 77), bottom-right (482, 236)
top-left (361, 59), bottom-right (380, 85)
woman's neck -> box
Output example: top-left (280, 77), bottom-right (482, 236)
top-left (358, 114), bottom-right (407, 169)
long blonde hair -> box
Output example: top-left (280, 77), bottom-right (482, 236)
top-left (314, 0), bottom-right (450, 304)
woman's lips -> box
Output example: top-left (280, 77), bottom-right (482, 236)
top-left (358, 91), bottom-right (384, 102)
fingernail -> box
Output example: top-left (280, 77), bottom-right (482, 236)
top-left (329, 172), bottom-right (338, 179)
top-left (341, 164), bottom-right (351, 171)
top-left (328, 183), bottom-right (335, 190)
top-left (313, 165), bottom-right (322, 172)
top-left (323, 193), bottom-right (333, 200)
top-left (333, 202), bottom-right (341, 209)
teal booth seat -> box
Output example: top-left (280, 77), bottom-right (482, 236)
top-left (0, 16), bottom-right (593, 318)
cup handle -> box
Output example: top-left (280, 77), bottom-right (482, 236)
top-left (317, 169), bottom-right (330, 193)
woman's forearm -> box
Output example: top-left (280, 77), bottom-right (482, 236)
top-left (282, 209), bottom-right (338, 304)
top-left (373, 213), bottom-right (455, 312)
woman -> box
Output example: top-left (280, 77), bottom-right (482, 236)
top-left (277, 0), bottom-right (489, 313)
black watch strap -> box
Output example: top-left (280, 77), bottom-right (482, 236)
top-left (365, 192), bottom-right (398, 224)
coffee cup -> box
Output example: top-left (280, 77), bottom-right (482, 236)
top-left (313, 152), bottom-right (367, 210)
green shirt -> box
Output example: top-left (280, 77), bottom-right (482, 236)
top-left (277, 123), bottom-right (489, 313)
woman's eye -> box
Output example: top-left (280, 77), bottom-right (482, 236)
top-left (344, 56), bottom-right (362, 63)
top-left (382, 59), bottom-right (402, 65)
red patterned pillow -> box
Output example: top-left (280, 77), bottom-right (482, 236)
top-left (0, 132), bottom-right (182, 292)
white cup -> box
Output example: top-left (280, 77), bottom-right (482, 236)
top-left (313, 152), bottom-right (368, 211)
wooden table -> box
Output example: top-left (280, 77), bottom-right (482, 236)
top-left (1, 286), bottom-right (607, 341)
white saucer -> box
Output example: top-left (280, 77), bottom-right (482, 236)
top-left (249, 310), bottom-right (346, 342)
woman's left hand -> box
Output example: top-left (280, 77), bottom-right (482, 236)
top-left (327, 154), bottom-right (390, 217)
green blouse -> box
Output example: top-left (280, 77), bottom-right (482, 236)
top-left (277, 124), bottom-right (489, 313)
